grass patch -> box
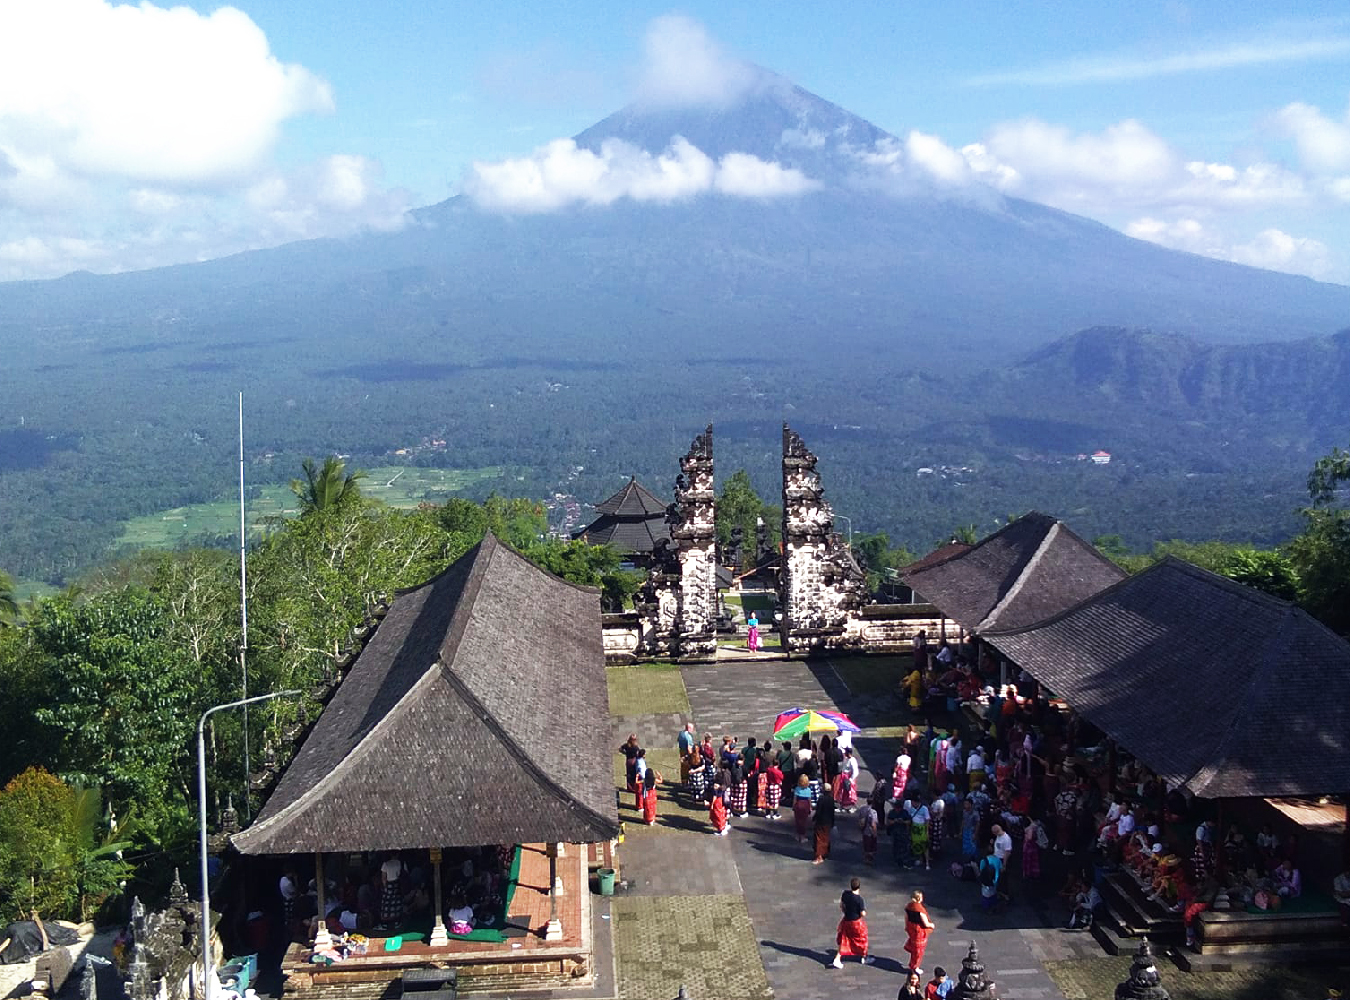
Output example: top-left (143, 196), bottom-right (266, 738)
top-left (829, 654), bottom-right (912, 697)
top-left (113, 465), bottom-right (508, 549)
top-left (1044, 956), bottom-right (1349, 1000)
top-left (606, 664), bottom-right (692, 717)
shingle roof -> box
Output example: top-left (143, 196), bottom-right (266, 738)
top-left (985, 559), bottom-right (1350, 799)
top-left (901, 512), bottom-right (1125, 632)
top-left (233, 533), bottom-right (620, 854)
top-left (573, 514), bottom-right (669, 553)
top-left (899, 542), bottom-right (973, 576)
top-left (593, 477), bottom-right (667, 517)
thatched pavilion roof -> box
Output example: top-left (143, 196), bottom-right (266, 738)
top-left (233, 533), bottom-right (620, 855)
top-left (901, 512), bottom-right (1125, 632)
top-left (985, 559), bottom-right (1350, 799)
top-left (573, 477), bottom-right (670, 554)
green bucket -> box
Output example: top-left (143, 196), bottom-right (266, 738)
top-left (597, 868), bottom-right (616, 896)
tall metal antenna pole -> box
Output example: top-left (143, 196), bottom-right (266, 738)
top-left (238, 392), bottom-right (252, 819)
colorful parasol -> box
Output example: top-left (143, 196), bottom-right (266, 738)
top-left (772, 707), bottom-right (862, 739)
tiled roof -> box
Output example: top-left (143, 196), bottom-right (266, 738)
top-left (573, 514), bottom-right (669, 553)
top-left (901, 512), bottom-right (1125, 632)
top-left (233, 533), bottom-right (619, 854)
top-left (593, 477), bottom-right (667, 517)
top-left (898, 541), bottom-right (973, 575)
top-left (985, 559), bottom-right (1350, 799)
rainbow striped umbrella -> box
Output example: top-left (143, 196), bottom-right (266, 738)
top-left (772, 707), bottom-right (861, 739)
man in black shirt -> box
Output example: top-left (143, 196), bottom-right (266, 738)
top-left (832, 876), bottom-right (874, 967)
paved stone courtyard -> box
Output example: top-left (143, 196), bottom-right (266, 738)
top-left (604, 658), bottom-right (1349, 1000)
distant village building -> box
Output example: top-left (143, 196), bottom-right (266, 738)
top-left (1091, 450), bottom-right (1112, 465)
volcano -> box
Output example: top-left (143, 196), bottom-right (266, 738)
top-left (4, 72), bottom-right (1349, 366)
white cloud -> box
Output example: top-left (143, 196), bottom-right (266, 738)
top-left (969, 35), bottom-right (1350, 87)
top-left (635, 14), bottom-right (762, 108)
top-left (714, 153), bottom-right (819, 197)
top-left (964, 118), bottom-right (1306, 214)
top-left (1272, 101), bottom-right (1350, 175)
top-left (1126, 216), bottom-right (1337, 281)
top-left (844, 133), bottom-right (993, 202)
top-left (0, 0), bottom-right (333, 187)
top-left (465, 136), bottom-right (816, 212)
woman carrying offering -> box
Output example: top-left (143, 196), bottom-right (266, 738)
top-left (904, 890), bottom-right (936, 974)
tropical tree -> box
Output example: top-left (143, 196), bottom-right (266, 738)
top-left (1290, 443), bottom-right (1350, 633)
top-left (291, 456), bottom-right (367, 514)
top-left (0, 570), bottom-right (17, 627)
top-left (716, 470), bottom-right (780, 569)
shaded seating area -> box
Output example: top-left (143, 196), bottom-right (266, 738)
top-left (982, 558), bottom-right (1350, 962)
top-left (232, 533), bottom-right (620, 994)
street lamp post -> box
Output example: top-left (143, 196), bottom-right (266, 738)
top-left (835, 515), bottom-right (853, 544)
top-left (197, 691), bottom-right (300, 1000)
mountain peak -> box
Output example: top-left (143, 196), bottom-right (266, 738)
top-left (573, 71), bottom-right (893, 183)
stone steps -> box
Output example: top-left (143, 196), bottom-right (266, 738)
top-left (1096, 872), bottom-right (1183, 945)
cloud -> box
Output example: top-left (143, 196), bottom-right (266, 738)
top-left (465, 136), bottom-right (816, 212)
top-left (635, 14), bottom-right (762, 108)
top-left (963, 119), bottom-right (1306, 214)
top-left (1271, 101), bottom-right (1350, 174)
top-left (1126, 216), bottom-right (1337, 281)
top-left (969, 35), bottom-right (1350, 87)
top-left (0, 0), bottom-right (333, 187)
top-left (0, 155), bottom-right (413, 281)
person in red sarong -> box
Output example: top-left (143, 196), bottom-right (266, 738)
top-left (904, 890), bottom-right (936, 973)
top-left (709, 782), bottom-right (729, 836)
top-left (641, 768), bottom-right (661, 826)
top-left (831, 877), bottom-right (874, 967)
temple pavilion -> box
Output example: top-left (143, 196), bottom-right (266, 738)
top-left (572, 476), bottom-right (669, 559)
top-left (232, 532), bottom-right (620, 993)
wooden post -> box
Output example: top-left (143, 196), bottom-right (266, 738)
top-left (428, 848), bottom-right (447, 946)
top-left (545, 843), bottom-right (562, 940)
top-left (1107, 742), bottom-right (1118, 794)
top-left (312, 853), bottom-right (332, 953)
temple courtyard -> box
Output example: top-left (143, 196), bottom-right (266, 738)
top-left (600, 658), bottom-right (1348, 1000)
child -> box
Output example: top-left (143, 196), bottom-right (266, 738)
top-left (764, 759), bottom-right (784, 819)
top-left (925, 968), bottom-right (952, 1000)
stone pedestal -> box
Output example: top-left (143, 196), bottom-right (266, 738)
top-left (544, 918), bottom-right (563, 941)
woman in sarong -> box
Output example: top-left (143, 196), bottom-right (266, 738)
top-left (746, 612), bottom-right (759, 652)
top-left (709, 782), bottom-right (728, 835)
top-left (1022, 818), bottom-right (1043, 880)
top-left (792, 774), bottom-right (814, 842)
top-left (641, 767), bottom-right (660, 826)
top-left (892, 752), bottom-right (911, 802)
top-left (903, 890), bottom-right (935, 974)
top-left (730, 757), bottom-right (749, 817)
top-left (812, 786), bottom-right (836, 863)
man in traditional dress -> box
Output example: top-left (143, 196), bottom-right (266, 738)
top-left (832, 876), bottom-right (874, 967)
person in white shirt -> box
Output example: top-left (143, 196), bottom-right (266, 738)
top-left (944, 739), bottom-right (963, 782)
top-left (966, 748), bottom-right (986, 792)
top-left (991, 824), bottom-right (1014, 896)
top-left (840, 749), bottom-right (860, 812)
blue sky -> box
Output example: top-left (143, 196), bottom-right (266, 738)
top-left (3, 0), bottom-right (1350, 282)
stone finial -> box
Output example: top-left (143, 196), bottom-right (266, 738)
top-left (167, 869), bottom-right (189, 909)
top-left (950, 942), bottom-right (998, 1000)
top-left (1115, 939), bottom-right (1170, 1000)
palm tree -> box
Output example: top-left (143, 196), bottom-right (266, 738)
top-left (290, 457), bottom-right (367, 514)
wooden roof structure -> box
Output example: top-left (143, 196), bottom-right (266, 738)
top-left (985, 559), bottom-right (1350, 799)
top-left (233, 533), bottom-right (620, 855)
top-left (573, 477), bottom-right (669, 555)
top-left (901, 512), bottom-right (1125, 632)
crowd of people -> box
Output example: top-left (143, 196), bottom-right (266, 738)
top-left (619, 634), bottom-right (1347, 971)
